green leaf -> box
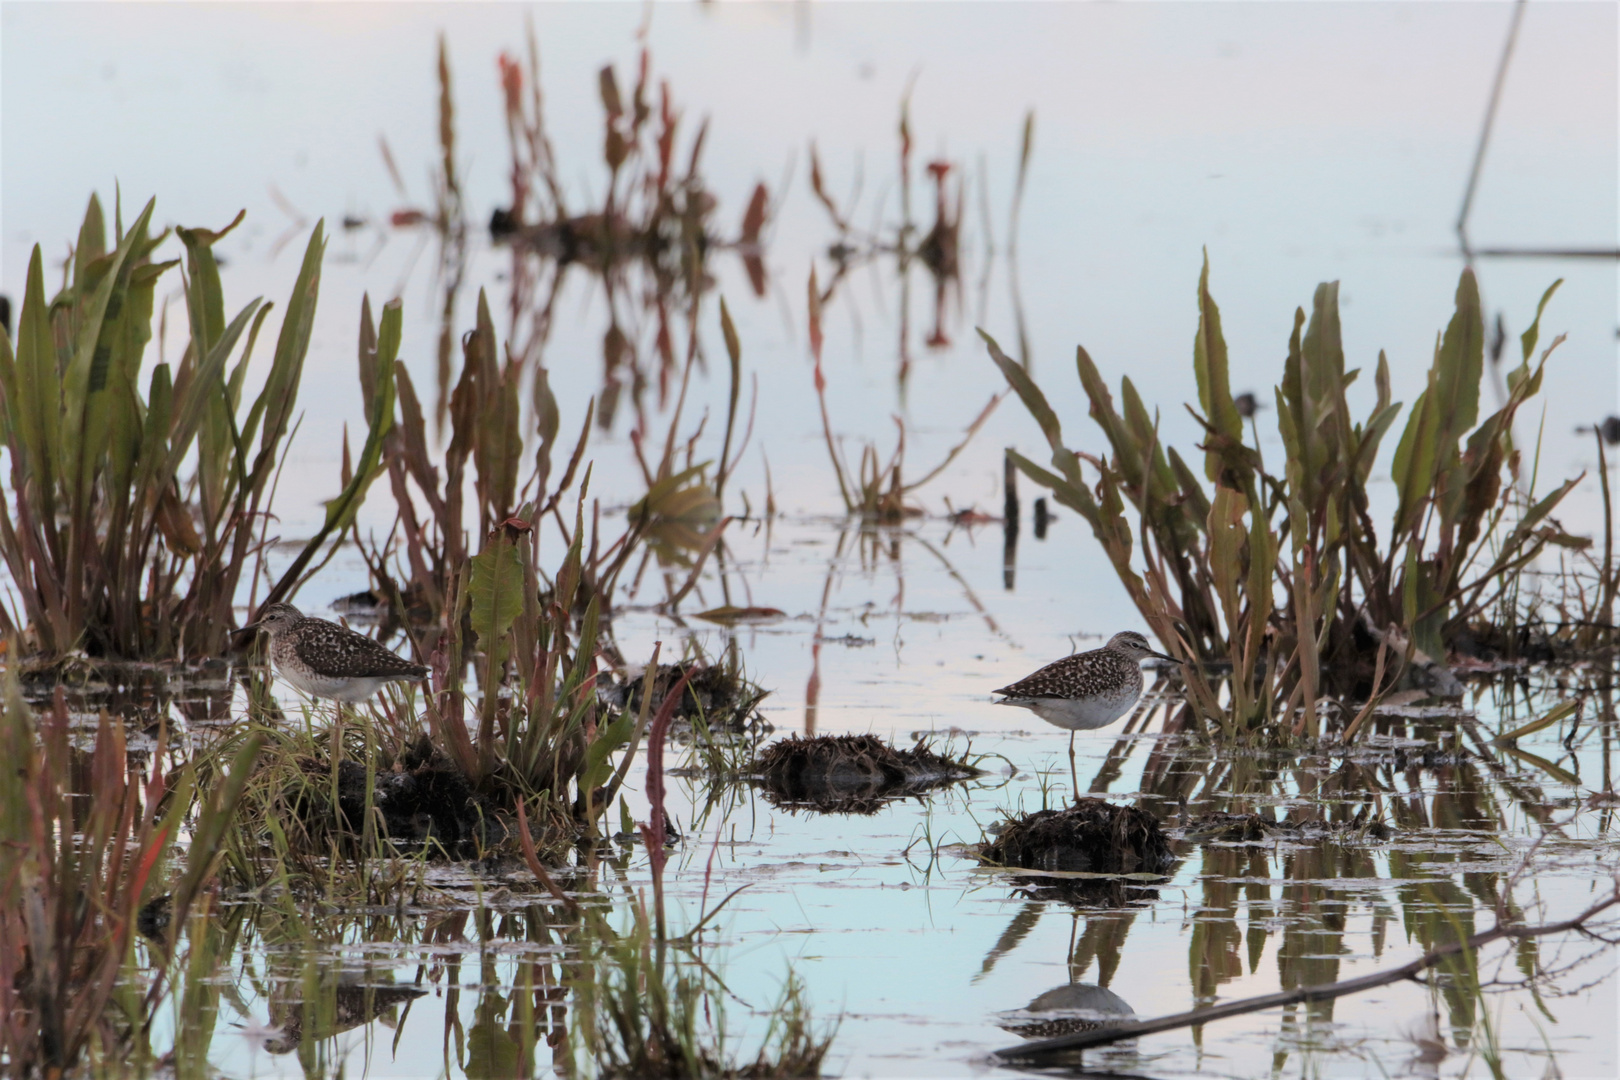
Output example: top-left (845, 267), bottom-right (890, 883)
top-left (162, 298), bottom-right (265, 483)
top-left (581, 711), bottom-right (634, 793)
top-left (7, 249), bottom-right (61, 507)
top-left (1208, 484), bottom-right (1247, 635)
top-left (60, 198), bottom-right (157, 514)
top-left (253, 222), bottom-right (325, 468)
top-left (717, 296), bottom-right (744, 495)
top-left (1517, 278), bottom-right (1562, 366)
top-left (176, 209), bottom-right (246, 357)
top-left (1006, 448), bottom-right (1099, 529)
top-left (469, 532), bottom-right (525, 666)
top-left (1193, 252), bottom-right (1240, 481)
top-left (73, 193), bottom-right (107, 290)
top-left (318, 300), bottom-right (399, 532)
top-left (980, 329), bottom-right (1068, 470)
top-left (1435, 269), bottom-right (1486, 446)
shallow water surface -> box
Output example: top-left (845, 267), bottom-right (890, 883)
top-left (105, 518), bottom-right (1618, 1080)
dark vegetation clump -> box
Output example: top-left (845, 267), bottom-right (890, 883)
top-left (982, 799), bottom-right (1175, 877)
top-left (609, 661), bottom-right (771, 733)
top-left (753, 734), bottom-right (981, 813)
top-left (295, 746), bottom-right (510, 852)
top-left (1183, 809), bottom-right (1391, 844)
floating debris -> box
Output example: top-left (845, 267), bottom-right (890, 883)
top-left (754, 734), bottom-right (982, 813)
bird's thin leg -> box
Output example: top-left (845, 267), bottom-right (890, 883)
top-left (1069, 731), bottom-right (1078, 804)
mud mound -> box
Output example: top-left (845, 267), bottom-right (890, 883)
top-left (609, 661), bottom-right (772, 733)
top-left (982, 799), bottom-right (1174, 876)
top-left (296, 754), bottom-right (508, 851)
top-left (754, 734), bottom-right (981, 813)
top-left (1184, 809), bottom-right (1391, 843)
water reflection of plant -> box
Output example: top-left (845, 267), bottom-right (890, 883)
top-left (567, 895), bottom-right (833, 1079)
top-left (986, 265), bottom-right (1586, 738)
top-left (1016, 673), bottom-right (1620, 1073)
top-left (809, 102), bottom-right (1036, 384)
top-left (806, 271), bottom-right (1003, 524)
top-left (480, 32), bottom-right (774, 436)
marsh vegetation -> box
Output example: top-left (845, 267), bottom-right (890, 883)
top-left (3, 8), bottom-right (1619, 1079)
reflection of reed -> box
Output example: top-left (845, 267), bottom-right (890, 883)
top-left (810, 104), bottom-right (1033, 388)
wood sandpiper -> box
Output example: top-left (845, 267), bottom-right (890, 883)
top-left (243, 602), bottom-right (429, 703)
top-left (993, 631), bottom-right (1176, 794)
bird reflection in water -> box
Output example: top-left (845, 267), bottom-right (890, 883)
top-left (996, 983), bottom-right (1136, 1040)
top-left (237, 976), bottom-right (426, 1056)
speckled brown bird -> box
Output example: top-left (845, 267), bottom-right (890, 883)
top-left (994, 631), bottom-right (1176, 794)
top-left (243, 602), bottom-right (428, 703)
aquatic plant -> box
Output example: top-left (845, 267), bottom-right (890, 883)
top-left (0, 662), bottom-right (261, 1074)
top-left (357, 286), bottom-right (595, 635)
top-left (0, 197), bottom-right (340, 662)
top-left (984, 262), bottom-right (1583, 737)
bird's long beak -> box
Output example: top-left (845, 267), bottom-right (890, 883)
top-left (1148, 648), bottom-right (1179, 663)
top-left (232, 620), bottom-right (263, 642)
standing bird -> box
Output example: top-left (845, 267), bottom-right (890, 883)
top-left (993, 631), bottom-right (1177, 795)
top-left (242, 602), bottom-right (429, 704)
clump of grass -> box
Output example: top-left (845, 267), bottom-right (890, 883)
top-left (980, 799), bottom-right (1175, 876)
top-left (754, 733), bottom-right (982, 814)
top-left (0, 197), bottom-right (345, 662)
top-left (985, 262), bottom-right (1582, 738)
top-left (223, 504), bottom-right (688, 883)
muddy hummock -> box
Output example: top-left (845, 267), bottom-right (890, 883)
top-left (982, 799), bottom-right (1175, 876)
top-left (605, 661), bottom-right (772, 733)
top-left (1182, 809), bottom-right (1392, 843)
top-left (296, 750), bottom-right (510, 851)
top-left (754, 734), bottom-right (982, 813)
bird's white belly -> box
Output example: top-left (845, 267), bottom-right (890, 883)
top-left (999, 689), bottom-right (1138, 731)
top-left (277, 664), bottom-right (394, 703)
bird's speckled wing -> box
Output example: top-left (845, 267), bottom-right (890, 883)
top-left (994, 648), bottom-right (1133, 699)
top-left (292, 620), bottom-right (427, 679)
